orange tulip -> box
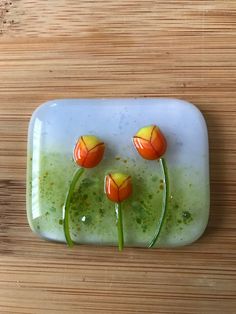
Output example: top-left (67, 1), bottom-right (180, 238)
top-left (64, 135), bottom-right (105, 248)
top-left (133, 125), bottom-right (169, 248)
top-left (105, 173), bottom-right (132, 203)
top-left (133, 125), bottom-right (167, 160)
top-left (74, 135), bottom-right (105, 168)
top-left (105, 173), bottom-right (132, 251)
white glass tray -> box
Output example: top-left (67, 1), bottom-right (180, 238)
top-left (27, 98), bottom-right (209, 248)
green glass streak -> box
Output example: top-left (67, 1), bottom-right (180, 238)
top-left (63, 167), bottom-right (85, 247)
top-left (115, 202), bottom-right (124, 251)
top-left (28, 152), bottom-right (202, 247)
top-left (149, 158), bottom-right (169, 248)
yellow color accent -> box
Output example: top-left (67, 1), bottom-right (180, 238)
top-left (81, 135), bottom-right (102, 151)
top-left (111, 173), bottom-right (130, 187)
top-left (135, 125), bottom-right (157, 141)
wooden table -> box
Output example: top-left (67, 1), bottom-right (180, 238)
top-left (0, 1), bottom-right (236, 313)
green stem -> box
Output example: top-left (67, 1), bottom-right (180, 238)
top-left (63, 167), bottom-right (85, 247)
top-left (148, 157), bottom-right (169, 248)
top-left (115, 202), bottom-right (124, 251)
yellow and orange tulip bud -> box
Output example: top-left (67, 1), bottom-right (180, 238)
top-left (74, 135), bottom-right (105, 168)
top-left (133, 125), bottom-right (167, 160)
top-left (105, 173), bottom-right (132, 203)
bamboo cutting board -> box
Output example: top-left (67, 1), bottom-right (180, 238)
top-left (0, 1), bottom-right (236, 313)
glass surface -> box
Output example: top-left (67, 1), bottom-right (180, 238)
top-left (27, 98), bottom-right (210, 248)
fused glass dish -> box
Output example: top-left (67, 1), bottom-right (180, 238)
top-left (27, 98), bottom-right (210, 248)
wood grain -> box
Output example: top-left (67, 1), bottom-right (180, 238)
top-left (0, 1), bottom-right (236, 313)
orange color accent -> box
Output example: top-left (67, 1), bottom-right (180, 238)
top-left (105, 173), bottom-right (132, 203)
top-left (133, 125), bottom-right (167, 160)
top-left (74, 135), bottom-right (105, 168)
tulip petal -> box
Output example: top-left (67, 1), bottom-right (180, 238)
top-left (81, 135), bottom-right (102, 151)
top-left (74, 139), bottom-right (88, 167)
top-left (82, 143), bottom-right (105, 168)
top-left (133, 137), bottom-right (158, 160)
top-left (135, 125), bottom-right (154, 141)
top-left (119, 177), bottom-right (132, 202)
top-left (151, 128), bottom-right (167, 159)
top-left (110, 173), bottom-right (130, 187)
top-left (105, 174), bottom-right (120, 202)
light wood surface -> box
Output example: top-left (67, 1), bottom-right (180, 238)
top-left (0, 1), bottom-right (236, 313)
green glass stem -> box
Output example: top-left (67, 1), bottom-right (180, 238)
top-left (63, 167), bottom-right (85, 247)
top-left (115, 202), bottom-right (124, 251)
top-left (148, 157), bottom-right (169, 248)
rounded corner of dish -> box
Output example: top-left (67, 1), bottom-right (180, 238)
top-left (180, 99), bottom-right (208, 128)
top-left (28, 99), bottom-right (65, 127)
top-left (185, 216), bottom-right (210, 247)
